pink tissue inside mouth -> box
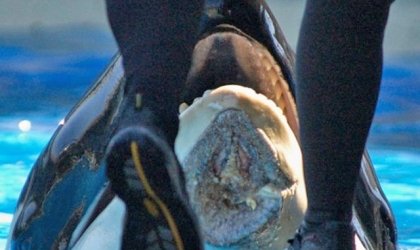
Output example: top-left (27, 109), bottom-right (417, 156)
top-left (181, 109), bottom-right (289, 246)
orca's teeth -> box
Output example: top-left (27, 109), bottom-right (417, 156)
top-left (261, 54), bottom-right (273, 71)
top-left (256, 47), bottom-right (288, 112)
top-left (179, 85), bottom-right (286, 122)
top-left (278, 93), bottom-right (286, 111)
top-left (179, 103), bottom-right (189, 114)
top-left (193, 97), bottom-right (201, 103)
top-left (281, 183), bottom-right (297, 199)
top-left (203, 89), bottom-right (212, 97)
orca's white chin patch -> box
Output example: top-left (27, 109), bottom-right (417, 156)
top-left (175, 85), bottom-right (307, 248)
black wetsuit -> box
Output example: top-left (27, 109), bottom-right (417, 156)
top-left (105, 0), bottom-right (393, 242)
top-left (106, 0), bottom-right (204, 144)
top-left (296, 0), bottom-right (393, 224)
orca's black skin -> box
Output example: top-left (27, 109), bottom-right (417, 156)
top-left (8, 55), bottom-right (125, 250)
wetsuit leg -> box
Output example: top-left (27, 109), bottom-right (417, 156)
top-left (296, 0), bottom-right (392, 224)
top-left (104, 2), bottom-right (205, 249)
top-left (106, 0), bottom-right (204, 143)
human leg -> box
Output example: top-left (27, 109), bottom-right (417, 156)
top-left (105, 1), bottom-right (204, 249)
top-left (293, 0), bottom-right (392, 248)
top-left (106, 0), bottom-right (204, 142)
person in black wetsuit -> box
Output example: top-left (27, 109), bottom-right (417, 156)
top-left (290, 0), bottom-right (393, 249)
top-left (105, 0), bottom-right (393, 249)
top-left (105, 1), bottom-right (205, 249)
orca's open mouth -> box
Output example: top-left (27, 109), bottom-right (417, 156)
top-left (176, 85), bottom-right (306, 247)
top-left (175, 26), bottom-right (306, 248)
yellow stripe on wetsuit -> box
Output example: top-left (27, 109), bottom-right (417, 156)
top-left (130, 141), bottom-right (185, 250)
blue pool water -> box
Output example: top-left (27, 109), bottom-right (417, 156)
top-left (1, 26), bottom-right (420, 249)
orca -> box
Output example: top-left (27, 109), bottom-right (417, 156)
top-left (7, 1), bottom-right (396, 249)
